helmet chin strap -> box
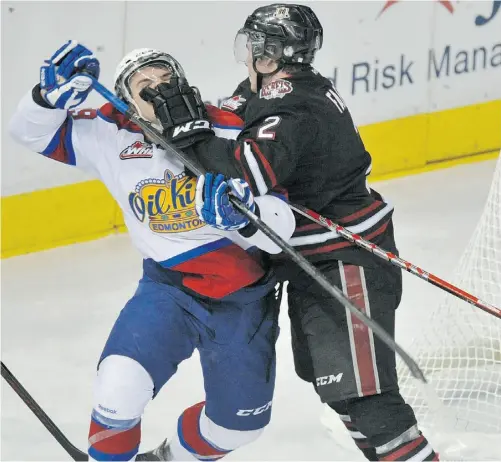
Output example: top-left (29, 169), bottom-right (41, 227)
top-left (252, 59), bottom-right (283, 92)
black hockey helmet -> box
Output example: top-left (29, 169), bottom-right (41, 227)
top-left (234, 3), bottom-right (323, 73)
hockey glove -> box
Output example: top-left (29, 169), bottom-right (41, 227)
top-left (40, 40), bottom-right (100, 110)
top-left (196, 173), bottom-right (255, 231)
top-left (140, 80), bottom-right (213, 148)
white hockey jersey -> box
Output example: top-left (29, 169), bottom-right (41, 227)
top-left (9, 90), bottom-right (295, 298)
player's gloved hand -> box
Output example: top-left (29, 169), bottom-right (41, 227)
top-left (196, 173), bottom-right (255, 231)
top-left (140, 79), bottom-right (213, 148)
top-left (40, 40), bottom-right (100, 110)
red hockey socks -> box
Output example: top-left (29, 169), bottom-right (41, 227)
top-left (88, 410), bottom-right (141, 461)
top-left (173, 402), bottom-right (231, 461)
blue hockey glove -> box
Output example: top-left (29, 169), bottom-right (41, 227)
top-left (40, 40), bottom-right (100, 110)
top-left (196, 173), bottom-right (255, 231)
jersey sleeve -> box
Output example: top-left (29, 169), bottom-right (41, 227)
top-left (237, 193), bottom-right (296, 254)
top-left (8, 87), bottom-right (124, 177)
top-left (192, 103), bottom-right (312, 195)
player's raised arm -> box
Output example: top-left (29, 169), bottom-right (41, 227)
top-left (8, 40), bottom-right (117, 175)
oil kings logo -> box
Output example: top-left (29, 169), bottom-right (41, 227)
top-left (128, 170), bottom-right (204, 233)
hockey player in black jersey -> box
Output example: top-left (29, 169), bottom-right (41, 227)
top-left (141, 4), bottom-right (439, 460)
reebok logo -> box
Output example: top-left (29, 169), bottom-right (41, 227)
top-left (316, 373), bottom-right (344, 387)
top-left (98, 404), bottom-right (117, 414)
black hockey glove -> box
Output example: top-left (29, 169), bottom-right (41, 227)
top-left (140, 79), bottom-right (213, 149)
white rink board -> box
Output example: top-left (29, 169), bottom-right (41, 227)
top-left (2, 1), bottom-right (500, 195)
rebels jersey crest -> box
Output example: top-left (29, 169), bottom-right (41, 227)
top-left (259, 79), bottom-right (293, 100)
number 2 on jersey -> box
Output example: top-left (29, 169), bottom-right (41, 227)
top-left (257, 116), bottom-right (281, 140)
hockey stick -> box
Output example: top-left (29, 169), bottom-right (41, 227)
top-left (288, 202), bottom-right (501, 320)
top-left (1, 361), bottom-right (156, 461)
top-left (1, 361), bottom-right (88, 460)
top-left (89, 78), bottom-right (426, 382)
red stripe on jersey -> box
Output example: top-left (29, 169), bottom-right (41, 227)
top-left (173, 244), bottom-right (265, 298)
top-left (206, 105), bottom-right (244, 128)
top-left (98, 103), bottom-right (142, 132)
top-left (380, 435), bottom-right (426, 461)
top-left (342, 264), bottom-right (378, 396)
top-left (181, 402), bottom-right (228, 458)
top-left (300, 221), bottom-right (389, 256)
top-left (246, 140), bottom-right (278, 187)
top-left (234, 145), bottom-right (252, 188)
top-left (88, 420), bottom-right (141, 454)
top-left (339, 201), bottom-right (382, 224)
top-left (48, 122), bottom-right (69, 164)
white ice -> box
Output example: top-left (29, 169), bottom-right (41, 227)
top-left (2, 160), bottom-right (501, 461)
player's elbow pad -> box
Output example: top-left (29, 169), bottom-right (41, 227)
top-left (238, 195), bottom-right (295, 254)
top-left (8, 89), bottom-right (67, 153)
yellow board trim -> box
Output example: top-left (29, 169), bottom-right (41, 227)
top-left (2, 99), bottom-right (500, 259)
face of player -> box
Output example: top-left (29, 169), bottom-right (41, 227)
top-left (235, 31), bottom-right (278, 92)
top-left (244, 45), bottom-right (278, 92)
top-left (129, 65), bottom-right (173, 123)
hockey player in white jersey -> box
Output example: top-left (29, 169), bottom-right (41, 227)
top-left (9, 41), bottom-right (295, 461)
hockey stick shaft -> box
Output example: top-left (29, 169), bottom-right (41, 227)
top-left (90, 78), bottom-right (426, 382)
top-left (1, 361), bottom-right (155, 461)
top-left (289, 202), bottom-right (501, 319)
top-left (1, 361), bottom-right (87, 461)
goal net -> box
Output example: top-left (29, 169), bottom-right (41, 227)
top-left (397, 153), bottom-right (501, 435)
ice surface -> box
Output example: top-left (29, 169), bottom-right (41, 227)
top-left (2, 160), bottom-right (500, 460)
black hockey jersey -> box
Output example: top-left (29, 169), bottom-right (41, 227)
top-left (187, 69), bottom-right (398, 269)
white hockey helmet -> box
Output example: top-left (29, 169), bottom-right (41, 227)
top-left (113, 48), bottom-right (186, 104)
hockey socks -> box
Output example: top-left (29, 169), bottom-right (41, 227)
top-left (88, 410), bottom-right (141, 461)
top-left (338, 414), bottom-right (377, 461)
top-left (170, 402), bottom-right (231, 461)
top-left (375, 425), bottom-right (439, 461)
top-left (169, 402), bottom-right (264, 461)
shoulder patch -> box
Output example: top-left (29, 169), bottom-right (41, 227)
top-left (220, 95), bottom-right (247, 112)
top-left (259, 79), bottom-right (293, 100)
top-left (97, 103), bottom-right (142, 133)
top-left (206, 104), bottom-right (244, 129)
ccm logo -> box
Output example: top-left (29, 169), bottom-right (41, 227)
top-left (316, 373), bottom-right (343, 386)
top-left (236, 400), bottom-right (272, 416)
top-left (172, 120), bottom-right (210, 137)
